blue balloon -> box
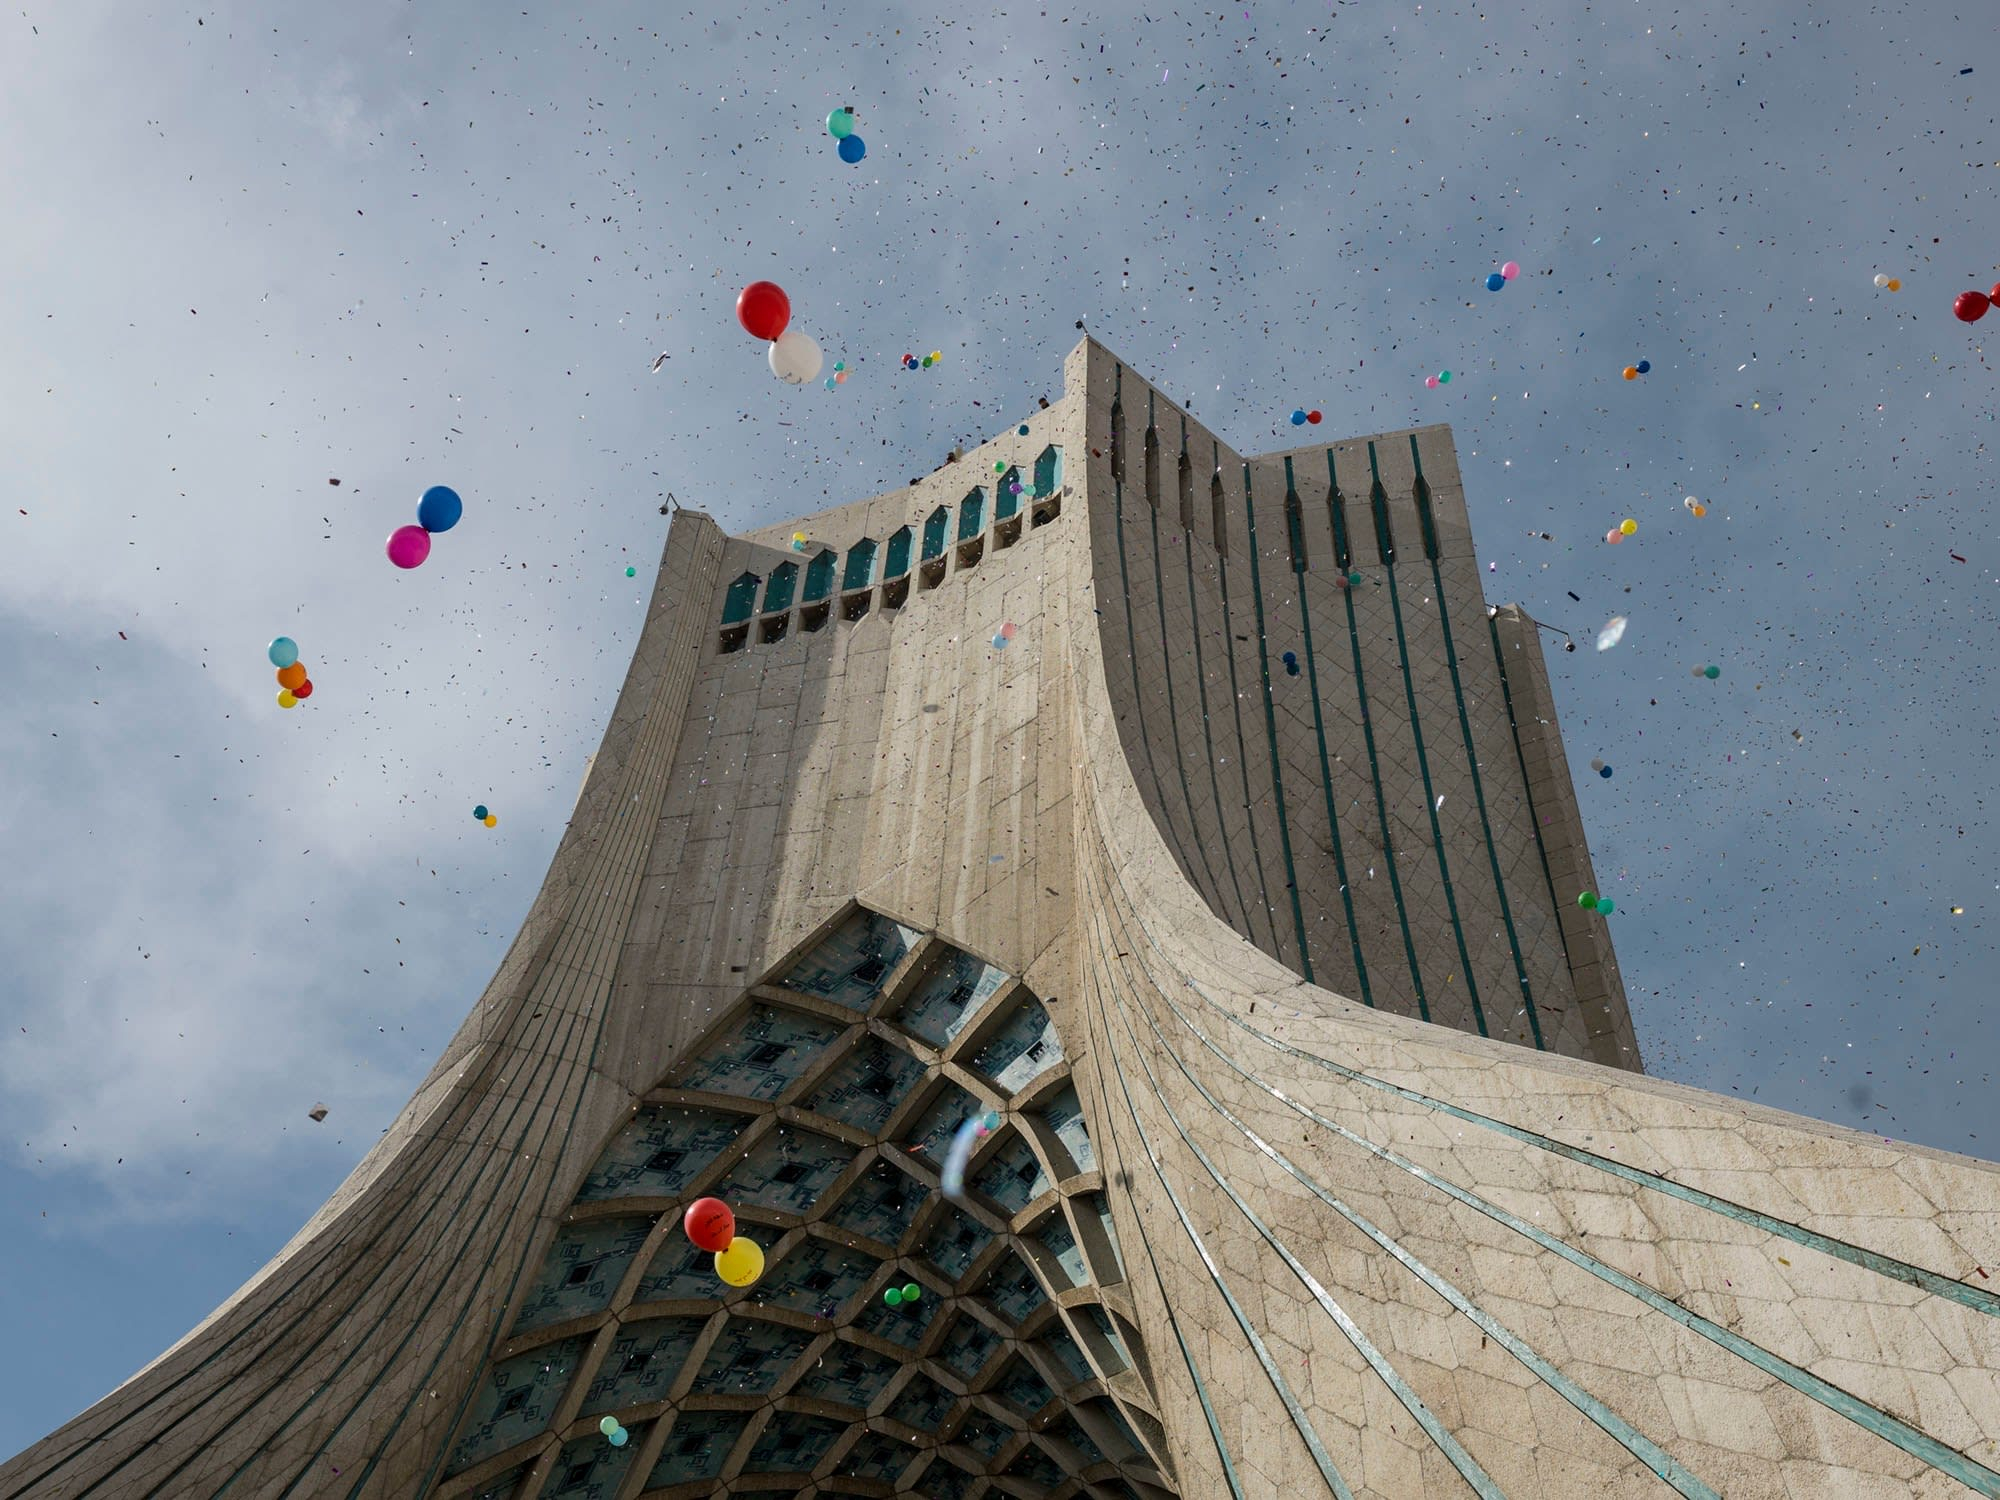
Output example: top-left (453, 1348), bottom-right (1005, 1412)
top-left (267, 636), bottom-right (299, 669)
top-left (1636, 359), bottom-right (1651, 374)
top-left (1485, 271), bottom-right (1506, 291)
top-left (837, 134), bottom-right (866, 164)
top-left (1289, 409), bottom-right (1307, 426)
top-left (417, 485), bottom-right (463, 533)
top-left (473, 804), bottom-right (489, 820)
top-left (1599, 765), bottom-right (1613, 778)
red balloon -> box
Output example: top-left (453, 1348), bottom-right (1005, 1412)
top-left (1990, 281), bottom-right (2000, 304)
top-left (1306, 410), bottom-right (1322, 424)
top-left (736, 282), bottom-right (791, 342)
top-left (683, 1197), bottom-right (735, 1252)
top-left (1952, 290), bottom-right (1990, 324)
top-left (293, 679), bottom-right (313, 700)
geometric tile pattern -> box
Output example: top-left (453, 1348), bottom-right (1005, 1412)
top-left (437, 907), bottom-right (1173, 1498)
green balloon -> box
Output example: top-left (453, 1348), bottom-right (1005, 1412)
top-left (883, 1287), bottom-right (902, 1307)
top-left (1577, 892), bottom-right (1598, 909)
top-left (1598, 898), bottom-right (1615, 914)
top-left (1438, 370), bottom-right (1453, 384)
top-left (1704, 664), bottom-right (1721, 679)
top-left (828, 109), bottom-right (855, 139)
top-left (1348, 571), bottom-right (1363, 587)
top-left (901, 1283), bottom-right (922, 1302)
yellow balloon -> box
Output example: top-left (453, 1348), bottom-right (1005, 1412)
top-left (714, 1236), bottom-right (764, 1288)
top-left (483, 814), bottom-right (497, 828)
top-left (277, 691), bottom-right (298, 709)
top-left (1619, 518), bottom-right (1637, 535)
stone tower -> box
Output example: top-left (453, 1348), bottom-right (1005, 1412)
top-left (5, 339), bottom-right (1997, 1499)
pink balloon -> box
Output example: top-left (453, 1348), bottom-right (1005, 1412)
top-left (1424, 375), bottom-right (1440, 389)
top-left (1605, 529), bottom-right (1623, 545)
top-left (386, 524), bottom-right (432, 569)
top-left (1501, 260), bottom-right (1520, 280)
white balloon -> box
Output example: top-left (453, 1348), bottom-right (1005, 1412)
top-left (768, 329), bottom-right (823, 385)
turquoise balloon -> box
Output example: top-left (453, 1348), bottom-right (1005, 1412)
top-left (827, 109), bottom-right (854, 139)
top-left (268, 637), bottom-right (299, 669)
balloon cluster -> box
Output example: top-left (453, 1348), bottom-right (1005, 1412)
top-left (386, 486), bottom-right (463, 570)
top-left (1621, 359), bottom-right (1652, 381)
top-left (1484, 260), bottom-right (1521, 292)
top-left (903, 350), bottom-right (944, 371)
top-left (821, 360), bottom-right (850, 391)
top-left (826, 108), bottom-right (866, 164)
top-left (684, 1197), bottom-right (764, 1288)
top-left (791, 532), bottom-right (809, 552)
top-left (1577, 890), bottom-right (1617, 915)
top-left (882, 1282), bottom-right (924, 1309)
top-left (473, 803), bottom-right (496, 829)
top-left (1873, 273), bottom-right (1903, 292)
top-left (268, 637), bottom-right (314, 709)
top-left (1424, 369), bottom-right (1452, 390)
top-left (1952, 284), bottom-right (2000, 323)
top-left (991, 620), bottom-right (1017, 650)
top-left (1589, 758), bottom-right (1614, 779)
top-left (597, 1416), bottom-right (631, 1449)
top-left (1693, 663), bottom-right (1721, 680)
top-left (737, 281), bottom-right (827, 385)
top-left (1683, 494), bottom-right (1707, 518)
top-left (1281, 649), bottom-right (1301, 677)
top-left (1288, 408), bottom-right (1323, 426)
top-left (1604, 517), bottom-right (1638, 545)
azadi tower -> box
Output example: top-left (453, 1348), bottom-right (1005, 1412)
top-left (7, 338), bottom-right (1998, 1500)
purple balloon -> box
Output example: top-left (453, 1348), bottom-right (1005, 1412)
top-left (386, 524), bottom-right (432, 569)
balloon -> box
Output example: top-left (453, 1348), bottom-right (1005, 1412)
top-left (1000, 622), bottom-right (1015, 639)
top-left (1620, 518), bottom-right (1638, 535)
top-left (1605, 529), bottom-right (1623, 545)
top-left (626, 566), bottom-right (637, 577)
top-left (293, 680), bottom-right (313, 700)
top-left (268, 637), bottom-right (299, 669)
top-left (714, 1236), bottom-right (765, 1287)
top-left (901, 1283), bottom-right (921, 1302)
top-left (599, 1417), bottom-right (620, 1437)
top-left (1598, 898), bottom-right (1615, 914)
top-left (1018, 424), bottom-right (1030, 436)
top-left (608, 1429), bottom-right (628, 1448)
top-left (1953, 290), bottom-right (1990, 323)
top-left (1347, 571), bottom-right (1362, 587)
top-left (827, 108), bottom-right (855, 138)
top-left (277, 690), bottom-right (297, 709)
top-left (1589, 758), bottom-right (1605, 773)
top-left (1886, 278), bottom-right (1901, 292)
top-left (1636, 359), bottom-right (1651, 375)
top-left (1485, 272), bottom-right (1505, 291)
top-left (736, 281), bottom-right (791, 341)
top-left (684, 1197), bottom-right (736, 1251)
top-left (473, 805), bottom-right (488, 820)
top-left (1599, 764), bottom-right (1613, 778)
top-left (838, 134), bottom-right (867, 164)
top-left (1704, 664), bottom-right (1721, 679)
top-left (484, 814), bottom-right (497, 828)
top-left (277, 662), bottom-right (307, 690)
top-left (884, 1286), bottom-right (903, 1307)
top-left (1290, 409), bottom-right (1307, 426)
top-left (416, 485), bottom-right (463, 533)
top-left (1874, 273), bottom-right (1890, 289)
top-left (1622, 366), bottom-right (1639, 380)
top-left (386, 525), bottom-right (431, 569)
top-left (1501, 260), bottom-right (1520, 280)
top-left (1578, 891), bottom-right (1598, 909)
top-left (1595, 616), bottom-right (1627, 652)
top-left (1437, 370), bottom-right (1452, 383)
top-left (1425, 375), bottom-right (1440, 389)
top-left (834, 369), bottom-right (848, 383)
top-left (1307, 410), bottom-right (1322, 424)
top-left (768, 329), bottom-right (824, 384)
top-left (1991, 281), bottom-right (2000, 303)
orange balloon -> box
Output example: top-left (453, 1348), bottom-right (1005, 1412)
top-left (1621, 366), bottom-right (1639, 381)
top-left (277, 662), bottom-right (307, 689)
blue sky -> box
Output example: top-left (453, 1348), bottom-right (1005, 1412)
top-left (1, 0), bottom-right (1994, 1460)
